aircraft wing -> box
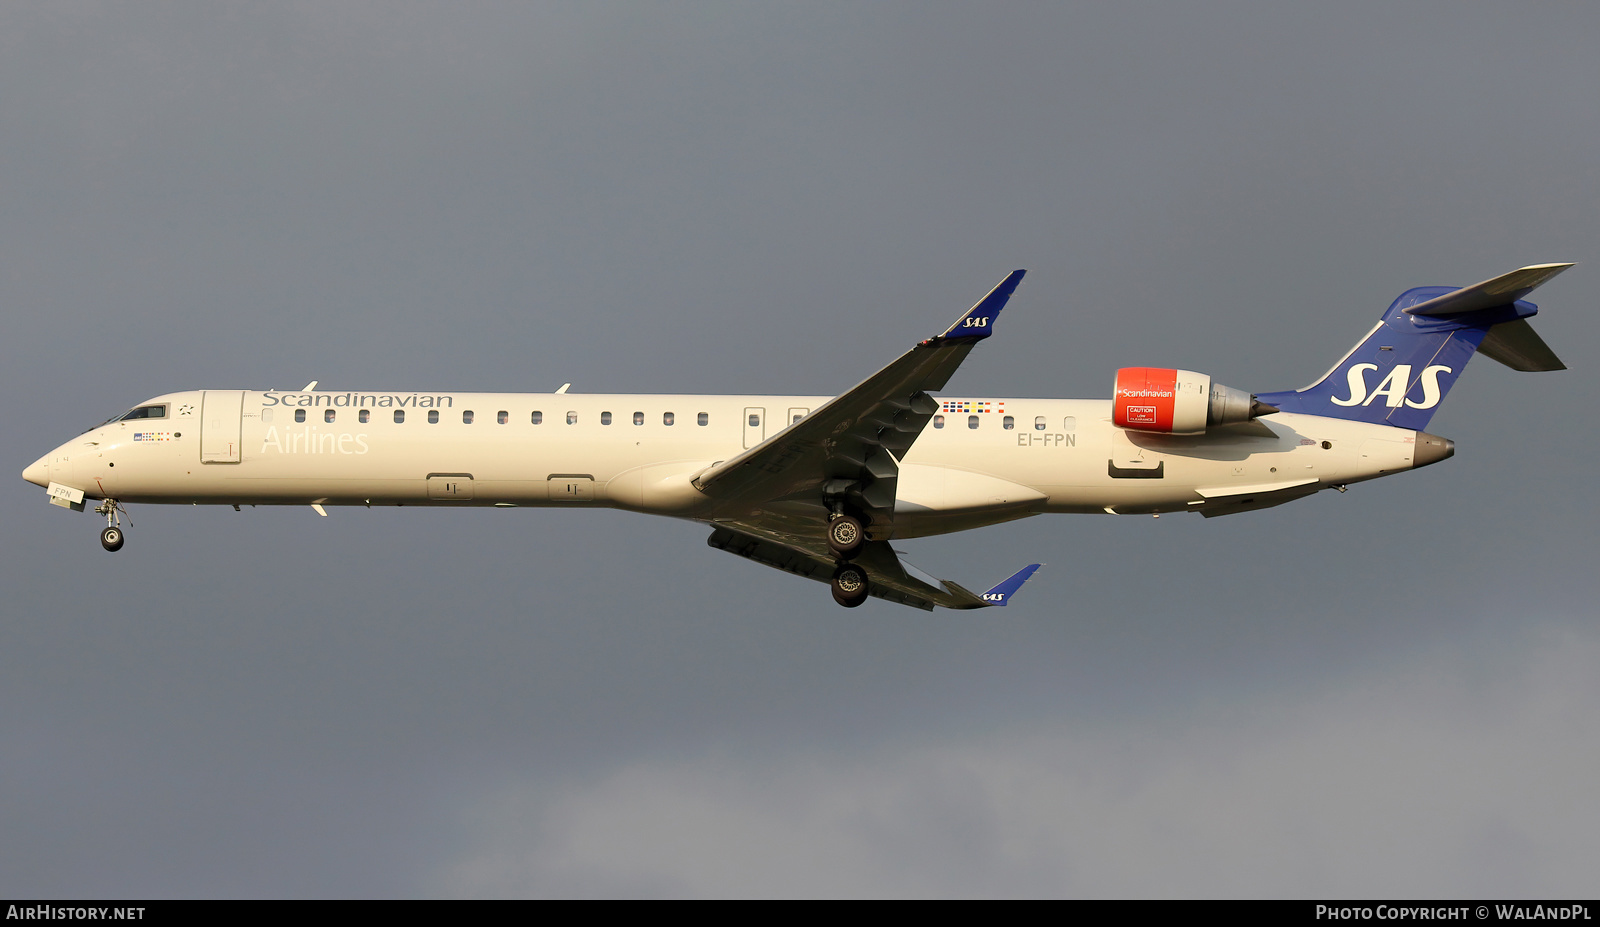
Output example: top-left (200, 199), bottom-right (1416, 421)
top-left (692, 270), bottom-right (1026, 525)
top-left (1194, 478), bottom-right (1322, 518)
top-left (707, 525), bottom-right (1040, 611)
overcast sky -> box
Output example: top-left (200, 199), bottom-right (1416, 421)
top-left (4, 2), bottom-right (1598, 898)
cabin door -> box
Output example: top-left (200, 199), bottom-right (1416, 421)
top-left (743, 407), bottom-right (766, 449)
top-left (200, 390), bottom-right (244, 463)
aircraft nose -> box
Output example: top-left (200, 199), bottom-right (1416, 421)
top-left (23, 455), bottom-right (50, 487)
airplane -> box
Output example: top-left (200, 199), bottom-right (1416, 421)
top-left (22, 263), bottom-right (1571, 610)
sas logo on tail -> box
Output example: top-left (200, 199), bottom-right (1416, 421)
top-left (1331, 364), bottom-right (1452, 409)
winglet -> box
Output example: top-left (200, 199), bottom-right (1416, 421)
top-left (936, 269), bottom-right (1026, 342)
top-left (979, 563), bottom-right (1042, 606)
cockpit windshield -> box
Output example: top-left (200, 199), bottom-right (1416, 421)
top-left (120, 405), bottom-right (169, 421)
top-left (82, 404), bottom-right (169, 434)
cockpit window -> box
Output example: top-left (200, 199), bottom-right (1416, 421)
top-left (119, 405), bottom-right (168, 421)
top-left (81, 402), bottom-right (170, 435)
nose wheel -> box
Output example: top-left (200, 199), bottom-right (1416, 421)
top-left (94, 499), bottom-right (128, 553)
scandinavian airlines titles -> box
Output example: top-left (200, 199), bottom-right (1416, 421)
top-left (261, 392), bottom-right (455, 409)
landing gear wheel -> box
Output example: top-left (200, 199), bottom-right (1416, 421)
top-left (826, 514), bottom-right (866, 559)
top-left (830, 564), bottom-right (869, 608)
top-left (100, 526), bottom-right (125, 552)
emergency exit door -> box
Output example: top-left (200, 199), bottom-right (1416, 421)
top-left (743, 407), bottom-right (766, 449)
top-left (200, 390), bottom-right (244, 463)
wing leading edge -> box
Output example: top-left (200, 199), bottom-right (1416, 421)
top-left (692, 270), bottom-right (1026, 524)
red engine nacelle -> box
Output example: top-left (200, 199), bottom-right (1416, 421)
top-left (1113, 367), bottom-right (1275, 434)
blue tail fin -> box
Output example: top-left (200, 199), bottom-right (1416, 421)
top-left (1257, 264), bottom-right (1571, 431)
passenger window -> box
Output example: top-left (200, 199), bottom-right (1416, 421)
top-left (792, 413), bottom-right (804, 424)
top-left (566, 411), bottom-right (577, 425)
top-left (601, 411), bottom-right (612, 425)
top-left (748, 413), bottom-right (760, 427)
top-left (295, 409), bottom-right (307, 423)
top-left (359, 410), bottom-right (370, 424)
top-left (428, 410), bottom-right (439, 424)
top-left (463, 410), bottom-right (474, 424)
top-left (968, 415), bottom-right (980, 429)
top-left (531, 411), bottom-right (543, 425)
top-left (1063, 416), bottom-right (1076, 431)
top-left (633, 412), bottom-right (644, 425)
top-left (933, 415), bottom-right (944, 429)
top-left (394, 410), bottom-right (405, 423)
top-left (698, 412), bottom-right (708, 426)
top-left (1003, 415), bottom-right (1014, 430)
top-left (325, 410), bottom-right (336, 423)
top-left (262, 408), bottom-right (274, 424)
top-left (1035, 415), bottom-right (1046, 430)
top-left (497, 411), bottom-right (508, 424)
top-left (663, 412), bottom-right (675, 426)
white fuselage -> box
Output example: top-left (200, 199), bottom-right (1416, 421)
top-left (29, 388), bottom-right (1427, 537)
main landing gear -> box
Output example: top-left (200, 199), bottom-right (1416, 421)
top-left (826, 513), bottom-right (865, 558)
top-left (825, 512), bottom-right (870, 606)
top-left (94, 499), bottom-right (127, 552)
top-left (831, 563), bottom-right (870, 608)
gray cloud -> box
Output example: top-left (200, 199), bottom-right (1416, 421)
top-left (438, 621), bottom-right (1600, 898)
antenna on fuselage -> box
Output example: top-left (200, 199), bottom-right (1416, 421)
top-left (554, 383), bottom-right (571, 394)
top-left (302, 380), bottom-right (318, 391)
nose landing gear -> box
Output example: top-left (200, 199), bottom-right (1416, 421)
top-left (94, 499), bottom-right (128, 552)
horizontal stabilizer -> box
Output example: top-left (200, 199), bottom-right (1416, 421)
top-left (979, 563), bottom-right (1042, 606)
top-left (1476, 317), bottom-right (1567, 371)
top-left (1404, 263), bottom-right (1573, 317)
